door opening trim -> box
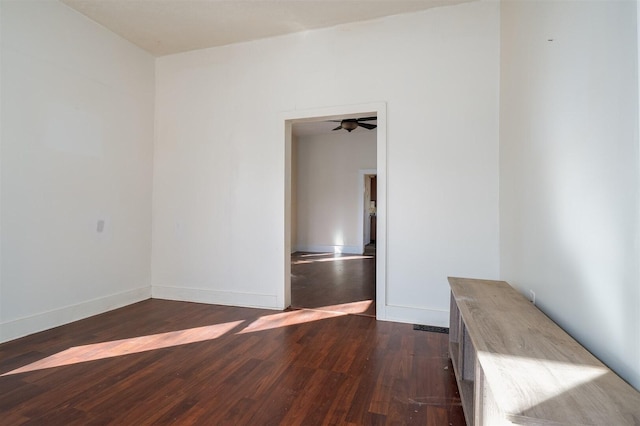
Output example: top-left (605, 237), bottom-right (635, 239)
top-left (282, 102), bottom-right (387, 321)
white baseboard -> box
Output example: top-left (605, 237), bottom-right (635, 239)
top-left (293, 244), bottom-right (362, 255)
top-left (152, 285), bottom-right (280, 310)
top-left (382, 304), bottom-right (449, 328)
top-left (0, 286), bottom-right (151, 344)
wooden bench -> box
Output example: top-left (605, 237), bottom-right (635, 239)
top-left (448, 277), bottom-right (640, 425)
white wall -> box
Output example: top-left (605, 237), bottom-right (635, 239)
top-left (152, 2), bottom-right (500, 325)
top-left (0, 1), bottom-right (155, 342)
top-left (295, 130), bottom-right (376, 254)
top-left (500, 0), bottom-right (640, 389)
top-left (0, 1), bottom-right (4, 330)
top-left (290, 135), bottom-right (298, 252)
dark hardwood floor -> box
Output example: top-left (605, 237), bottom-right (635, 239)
top-left (0, 268), bottom-right (464, 425)
top-left (291, 252), bottom-right (376, 317)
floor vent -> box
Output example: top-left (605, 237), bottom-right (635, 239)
top-left (413, 324), bottom-right (449, 334)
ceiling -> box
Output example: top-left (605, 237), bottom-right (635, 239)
top-left (61, 0), bottom-right (472, 56)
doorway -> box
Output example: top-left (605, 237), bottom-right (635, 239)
top-left (282, 102), bottom-right (387, 321)
top-left (290, 136), bottom-right (377, 316)
top-left (361, 172), bottom-right (377, 256)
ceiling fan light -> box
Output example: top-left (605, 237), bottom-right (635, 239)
top-left (342, 121), bottom-right (358, 132)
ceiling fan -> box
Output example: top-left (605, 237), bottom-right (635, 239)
top-left (330, 116), bottom-right (377, 132)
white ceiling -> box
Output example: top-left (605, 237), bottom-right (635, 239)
top-left (61, 0), bottom-right (472, 56)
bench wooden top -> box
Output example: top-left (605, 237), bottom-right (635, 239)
top-left (448, 277), bottom-right (640, 425)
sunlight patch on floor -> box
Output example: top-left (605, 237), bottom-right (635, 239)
top-left (237, 308), bottom-right (345, 334)
top-left (2, 300), bottom-right (376, 376)
top-left (293, 255), bottom-right (374, 265)
top-left (298, 252), bottom-right (334, 258)
top-left (308, 300), bottom-right (373, 315)
top-left (1, 320), bottom-right (244, 376)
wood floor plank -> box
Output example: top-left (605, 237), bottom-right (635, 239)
top-left (0, 254), bottom-right (464, 425)
top-left (0, 301), bottom-right (464, 424)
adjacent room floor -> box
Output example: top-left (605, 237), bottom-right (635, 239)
top-left (291, 250), bottom-right (376, 317)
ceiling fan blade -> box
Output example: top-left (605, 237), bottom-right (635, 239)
top-left (332, 126), bottom-right (343, 131)
top-left (328, 120), bottom-right (342, 123)
top-left (358, 122), bottom-right (377, 130)
top-left (357, 116), bottom-right (377, 122)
